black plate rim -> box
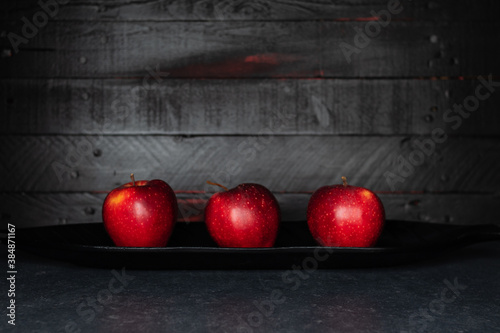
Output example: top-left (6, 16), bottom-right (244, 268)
top-left (9, 219), bottom-right (450, 254)
top-left (8, 220), bottom-right (499, 269)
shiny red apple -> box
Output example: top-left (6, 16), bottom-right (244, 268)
top-left (204, 182), bottom-right (280, 247)
top-left (103, 174), bottom-right (178, 247)
top-left (307, 177), bottom-right (385, 247)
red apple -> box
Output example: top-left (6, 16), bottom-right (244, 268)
top-left (204, 182), bottom-right (280, 247)
top-left (307, 177), bottom-right (385, 247)
top-left (102, 174), bottom-right (178, 247)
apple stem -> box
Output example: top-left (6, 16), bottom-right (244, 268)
top-left (341, 176), bottom-right (348, 187)
top-left (131, 173), bottom-right (136, 187)
top-left (206, 181), bottom-right (229, 191)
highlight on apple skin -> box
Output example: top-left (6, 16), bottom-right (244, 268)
top-left (102, 174), bottom-right (178, 247)
top-left (307, 177), bottom-right (385, 247)
top-left (204, 182), bottom-right (281, 248)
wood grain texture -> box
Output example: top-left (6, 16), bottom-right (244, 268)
top-left (1, 21), bottom-right (499, 78)
top-left (2, 192), bottom-right (498, 228)
top-left (2, 78), bottom-right (499, 136)
top-left (2, 0), bottom-right (499, 22)
top-left (1, 135), bottom-right (499, 192)
top-left (1, 1), bottom-right (499, 229)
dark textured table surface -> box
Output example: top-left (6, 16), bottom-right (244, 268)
top-left (2, 242), bottom-right (500, 333)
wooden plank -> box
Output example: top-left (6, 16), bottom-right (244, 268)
top-left (1, 135), bottom-right (499, 192)
top-left (2, 78), bottom-right (500, 136)
top-left (1, 21), bottom-right (499, 78)
top-left (2, 0), bottom-right (499, 22)
top-left (2, 192), bottom-right (498, 228)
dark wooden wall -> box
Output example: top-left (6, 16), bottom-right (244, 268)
top-left (1, 0), bottom-right (500, 227)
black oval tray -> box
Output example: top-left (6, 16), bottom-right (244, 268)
top-left (3, 220), bottom-right (500, 269)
